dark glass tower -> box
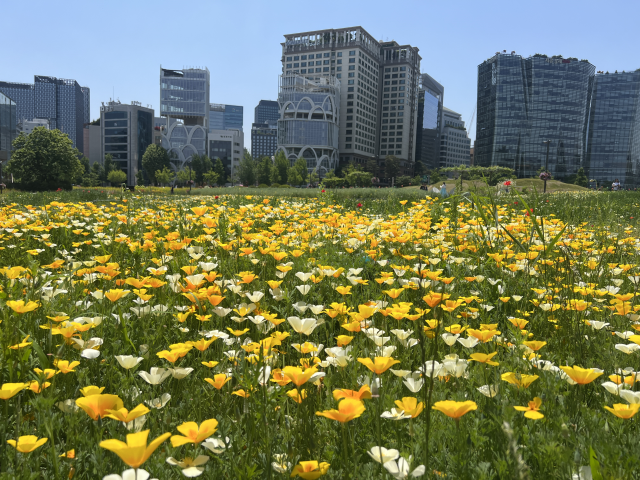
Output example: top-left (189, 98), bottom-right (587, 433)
top-left (586, 71), bottom-right (640, 187)
top-left (255, 100), bottom-right (279, 124)
top-left (0, 76), bottom-right (89, 151)
top-left (476, 53), bottom-right (595, 179)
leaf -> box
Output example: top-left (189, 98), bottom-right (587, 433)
top-left (589, 447), bottom-right (604, 480)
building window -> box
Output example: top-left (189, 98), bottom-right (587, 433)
top-left (346, 137), bottom-right (352, 141)
top-left (286, 64), bottom-right (292, 68)
top-left (347, 94), bottom-right (354, 99)
top-left (337, 74), bottom-right (341, 78)
top-left (349, 50), bottom-right (355, 56)
top-left (337, 66), bottom-right (342, 72)
top-left (301, 55), bottom-right (307, 60)
top-left (400, 66), bottom-right (406, 71)
top-left (347, 86), bottom-right (354, 92)
top-left (294, 63), bottom-right (299, 68)
top-left (301, 69), bottom-right (306, 74)
top-left (323, 67), bottom-right (329, 72)
top-left (348, 73), bottom-right (354, 78)
top-left (324, 60), bottom-right (329, 65)
top-left (349, 58), bottom-right (355, 63)
top-left (338, 52), bottom-right (342, 57)
top-left (301, 62), bottom-right (306, 67)
top-left (348, 80), bottom-right (354, 85)
top-left (349, 65), bottom-right (355, 70)
top-left (286, 56), bottom-right (292, 61)
top-left (316, 68), bottom-right (321, 73)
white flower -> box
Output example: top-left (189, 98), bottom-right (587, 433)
top-left (169, 368), bottom-right (194, 379)
top-left (619, 390), bottom-right (640, 404)
top-left (114, 355), bottom-right (144, 370)
top-left (614, 331), bottom-right (635, 340)
top-left (588, 321), bottom-right (609, 330)
top-left (381, 408), bottom-right (412, 420)
top-left (202, 436), bottom-right (230, 454)
top-left (308, 304), bottom-right (325, 315)
top-left (601, 382), bottom-right (624, 395)
top-left (296, 285), bottom-right (311, 295)
top-left (81, 348), bottom-right (100, 359)
top-left (198, 262), bottom-right (217, 272)
top-left (272, 454), bottom-right (291, 474)
top-left (287, 317), bottom-right (318, 336)
top-left (457, 337), bottom-right (480, 349)
top-left (383, 456), bottom-right (426, 479)
top-left (390, 369), bottom-right (411, 377)
top-left (103, 469), bottom-right (157, 480)
top-left (245, 291), bottom-right (264, 303)
top-left (138, 367), bottom-right (171, 385)
top-left (615, 344), bottom-right (640, 354)
top-left (295, 272), bottom-right (313, 282)
top-left (477, 385), bottom-right (499, 398)
top-left (166, 455), bottom-right (209, 477)
top-left (441, 333), bottom-right (459, 346)
top-left (57, 399), bottom-right (79, 413)
top-left (367, 446), bottom-right (399, 464)
top-left (292, 301), bottom-right (309, 314)
top-left (403, 377), bottom-right (423, 393)
top-left (145, 393), bottom-right (171, 409)
top-left (125, 415), bottom-right (147, 432)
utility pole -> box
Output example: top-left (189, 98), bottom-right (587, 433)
top-left (543, 140), bottom-right (551, 193)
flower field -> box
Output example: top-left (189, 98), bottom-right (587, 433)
top-left (1, 190), bottom-right (640, 479)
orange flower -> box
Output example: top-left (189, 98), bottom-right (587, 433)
top-left (282, 366), bottom-right (321, 387)
top-left (422, 292), bottom-right (450, 308)
top-left (104, 404), bottom-right (150, 423)
top-left (170, 419), bottom-right (219, 446)
top-left (333, 385), bottom-right (372, 401)
top-left (287, 389), bottom-right (308, 404)
top-left (514, 397), bottom-right (544, 420)
top-left (56, 360), bottom-right (81, 374)
top-left (469, 352), bottom-right (500, 366)
top-left (205, 374), bottom-right (232, 390)
top-left (467, 329), bottom-right (500, 343)
top-left (104, 289), bottom-right (130, 302)
top-left (316, 398), bottom-right (366, 423)
top-left (357, 357), bottom-right (401, 375)
top-left (432, 400), bottom-right (477, 419)
top-left (291, 461), bottom-right (331, 479)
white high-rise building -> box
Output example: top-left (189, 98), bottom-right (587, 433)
top-left (440, 107), bottom-right (471, 168)
top-left (279, 27), bottom-right (421, 177)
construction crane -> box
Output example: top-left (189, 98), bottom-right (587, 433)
top-left (467, 105), bottom-right (476, 139)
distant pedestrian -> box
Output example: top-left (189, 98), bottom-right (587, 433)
top-left (171, 185), bottom-right (175, 194)
top-left (440, 182), bottom-right (447, 198)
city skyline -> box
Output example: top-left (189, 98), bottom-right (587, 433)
top-left (3, 0), bottom-right (637, 148)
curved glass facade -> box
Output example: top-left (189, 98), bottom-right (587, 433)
top-left (586, 71), bottom-right (640, 187)
top-left (476, 53), bottom-right (595, 179)
top-left (277, 75), bottom-right (339, 177)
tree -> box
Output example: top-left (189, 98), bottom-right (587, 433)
top-left (256, 157), bottom-right (272, 185)
top-left (107, 169), bottom-right (127, 186)
top-left (574, 167), bottom-right (588, 187)
top-left (293, 158), bottom-right (308, 184)
top-left (213, 158), bottom-right (226, 184)
top-left (191, 154), bottom-right (212, 186)
top-left (176, 168), bottom-right (191, 185)
top-left (102, 154), bottom-right (115, 183)
top-left (365, 158), bottom-right (379, 177)
top-left (155, 166), bottom-right (174, 186)
top-left (272, 151), bottom-right (289, 184)
top-left (385, 155), bottom-right (400, 180)
top-left (309, 171), bottom-right (319, 186)
top-left (238, 150), bottom-right (256, 186)
top-left (135, 170), bottom-right (145, 186)
top-left (287, 167), bottom-right (303, 186)
top-left (142, 144), bottom-right (170, 185)
top-left (6, 127), bottom-right (84, 191)
top-left (203, 171), bottom-right (219, 186)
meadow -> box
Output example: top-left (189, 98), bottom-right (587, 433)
top-left (1, 188), bottom-right (640, 479)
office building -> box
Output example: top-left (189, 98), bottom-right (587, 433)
top-left (86, 124), bottom-right (101, 165)
top-left (0, 76), bottom-right (89, 151)
top-left (209, 104), bottom-right (244, 132)
top-left (476, 52), bottom-right (595, 178)
top-left (100, 100), bottom-right (153, 185)
top-left (276, 75), bottom-right (340, 176)
top-left (470, 145), bottom-right (475, 166)
top-left (209, 128), bottom-right (243, 182)
top-left (255, 100), bottom-right (279, 124)
top-left (160, 67), bottom-right (209, 168)
top-left (440, 107), bottom-right (471, 167)
top-left (251, 121), bottom-right (278, 160)
top-left (418, 73), bottom-right (444, 171)
top-left (280, 27), bottom-right (421, 176)
top-left (586, 70), bottom-right (640, 187)
top-left (0, 92), bottom-right (17, 167)
top-left (20, 118), bottom-right (49, 135)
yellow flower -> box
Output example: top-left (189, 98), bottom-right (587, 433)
top-left (100, 430), bottom-right (171, 468)
top-left (9, 335), bottom-right (32, 350)
top-left (6, 300), bottom-right (40, 314)
top-left (0, 383), bottom-right (27, 400)
top-left (104, 289), bottom-right (130, 302)
top-left (394, 397), bottom-right (424, 418)
top-left (335, 286), bottom-right (352, 295)
top-left (333, 385), bottom-right (372, 401)
top-left (56, 360), bottom-right (81, 374)
top-left (316, 398), bottom-right (366, 423)
top-left (79, 385), bottom-right (105, 396)
top-left (170, 419), bottom-right (218, 450)
top-left (287, 389), bottom-right (308, 404)
top-left (522, 341), bottom-right (547, 351)
top-left (335, 335), bottom-right (354, 347)
top-left (501, 372), bottom-right (539, 389)
top-left (76, 394), bottom-right (124, 420)
top-left (432, 400), bottom-right (477, 419)
top-left (282, 366), bottom-right (320, 387)
top-left (291, 460), bottom-right (331, 479)
top-left (469, 352), bottom-right (500, 366)
top-left (604, 403), bottom-right (640, 419)
top-left (7, 435), bottom-right (48, 453)
top-left (357, 357), bottom-right (401, 375)
top-left (559, 366), bottom-right (604, 385)
top-left (104, 404), bottom-right (150, 423)
top-left (514, 397), bottom-right (544, 420)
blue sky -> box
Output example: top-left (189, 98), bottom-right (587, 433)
top-left (3, 0), bottom-right (639, 144)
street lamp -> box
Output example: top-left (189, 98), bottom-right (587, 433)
top-left (542, 140), bottom-right (551, 193)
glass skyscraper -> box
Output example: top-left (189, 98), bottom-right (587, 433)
top-left (209, 103), bottom-right (244, 132)
top-left (418, 73), bottom-right (444, 171)
top-left (0, 91), bottom-right (17, 167)
top-left (476, 53), bottom-right (595, 179)
top-left (255, 100), bottom-right (279, 124)
top-left (0, 76), bottom-right (89, 151)
top-left (586, 71), bottom-right (640, 187)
